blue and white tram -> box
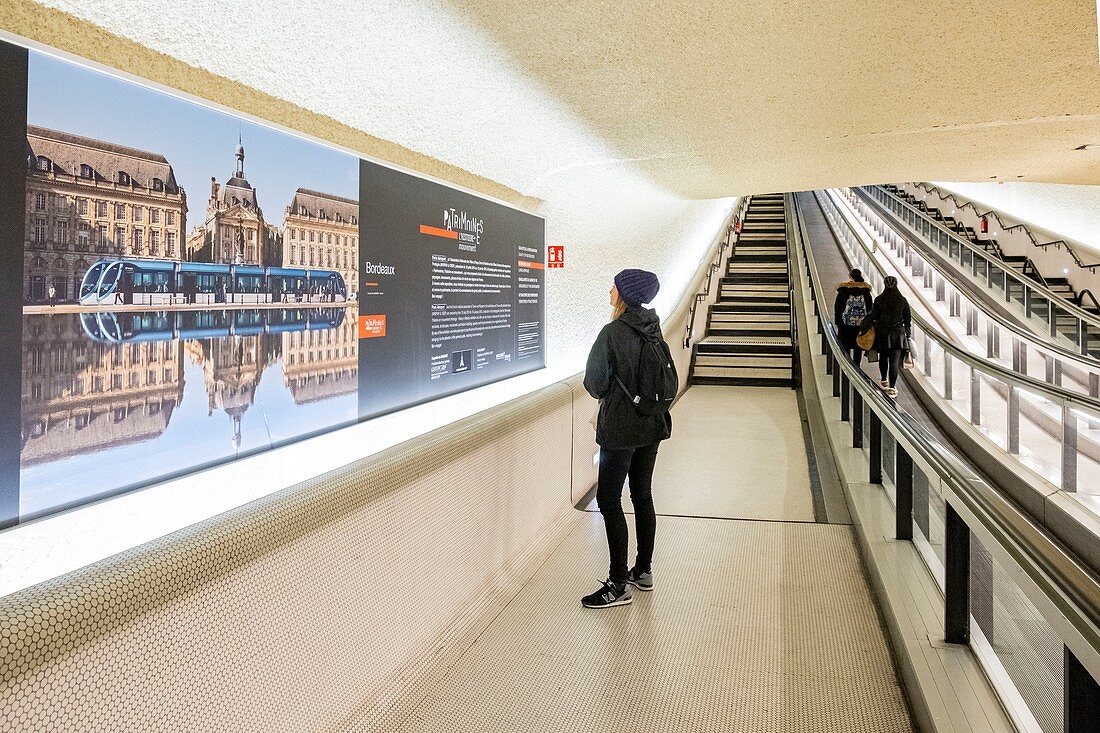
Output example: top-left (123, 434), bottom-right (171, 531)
top-left (79, 258), bottom-right (348, 306)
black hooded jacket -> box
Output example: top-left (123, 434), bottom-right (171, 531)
top-left (861, 286), bottom-right (912, 351)
top-left (584, 305), bottom-right (674, 449)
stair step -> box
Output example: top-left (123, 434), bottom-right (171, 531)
top-left (694, 354), bottom-right (793, 368)
top-left (711, 303), bottom-right (789, 313)
top-left (695, 336), bottom-right (792, 354)
top-left (709, 313), bottom-right (791, 322)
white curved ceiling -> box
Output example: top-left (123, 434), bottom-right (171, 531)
top-left (32, 0), bottom-right (1100, 200)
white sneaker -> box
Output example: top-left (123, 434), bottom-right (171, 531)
top-left (880, 380), bottom-right (890, 389)
top-left (886, 387), bottom-right (898, 398)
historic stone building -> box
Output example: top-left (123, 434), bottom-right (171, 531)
top-left (187, 140), bottom-right (278, 266)
top-left (283, 188), bottom-right (359, 292)
top-left (24, 125), bottom-right (187, 304)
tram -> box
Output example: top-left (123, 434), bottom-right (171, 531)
top-left (78, 257), bottom-right (348, 306)
top-left (79, 306), bottom-right (347, 343)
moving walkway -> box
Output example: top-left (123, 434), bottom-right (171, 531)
top-left (790, 191), bottom-right (1100, 733)
top-left (862, 184), bottom-right (1100, 356)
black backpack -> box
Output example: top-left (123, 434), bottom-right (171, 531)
top-left (614, 326), bottom-right (679, 416)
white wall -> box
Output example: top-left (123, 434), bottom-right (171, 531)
top-left (34, 0), bottom-right (734, 375)
top-left (932, 181), bottom-right (1100, 259)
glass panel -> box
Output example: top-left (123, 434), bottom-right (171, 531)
top-left (882, 430), bottom-right (896, 486)
top-left (1051, 303), bottom-right (1079, 349)
top-left (1073, 406), bottom-right (1100, 495)
top-left (975, 373), bottom-right (1009, 450)
top-left (913, 463), bottom-right (944, 565)
top-left (945, 352), bottom-right (971, 421)
top-left (970, 533), bottom-right (1064, 733)
top-left (1015, 388), bottom-right (1062, 485)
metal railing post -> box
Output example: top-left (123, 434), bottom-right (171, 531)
top-left (852, 391), bottom-right (863, 448)
top-left (1065, 646), bottom-right (1100, 733)
top-left (944, 503), bottom-right (971, 644)
top-left (869, 412), bottom-right (882, 484)
top-left (1063, 404), bottom-right (1078, 492)
top-left (841, 373), bottom-right (850, 421)
top-left (1008, 386), bottom-right (1021, 454)
top-left (895, 444), bottom-right (913, 541)
top-left (970, 366), bottom-right (981, 426)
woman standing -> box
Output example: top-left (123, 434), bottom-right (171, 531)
top-left (833, 268), bottom-right (873, 365)
top-left (582, 269), bottom-right (673, 609)
top-left (861, 275), bottom-right (912, 398)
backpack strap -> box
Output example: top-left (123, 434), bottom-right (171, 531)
top-left (612, 320), bottom-right (646, 405)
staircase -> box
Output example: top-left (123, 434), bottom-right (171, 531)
top-left (690, 193), bottom-right (795, 387)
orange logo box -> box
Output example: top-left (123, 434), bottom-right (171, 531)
top-left (358, 315), bottom-right (387, 339)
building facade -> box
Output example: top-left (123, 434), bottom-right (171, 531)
top-left (24, 125), bottom-right (187, 304)
top-left (283, 188), bottom-right (359, 293)
top-left (187, 141), bottom-right (273, 266)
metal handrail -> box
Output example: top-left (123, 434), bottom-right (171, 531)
top-left (906, 182), bottom-right (1100, 272)
top-left (790, 191), bottom-right (1100, 689)
top-left (784, 193), bottom-right (801, 388)
top-left (860, 185), bottom-right (1100, 358)
top-left (873, 185), bottom-right (1100, 319)
top-left (818, 189), bottom-right (1100, 413)
top-left (683, 196), bottom-right (750, 349)
top-left (1079, 289), bottom-right (1100, 312)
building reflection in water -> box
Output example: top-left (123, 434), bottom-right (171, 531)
top-left (21, 314), bottom-right (185, 467)
top-left (282, 314), bottom-right (358, 405)
top-left (20, 307), bottom-right (358, 519)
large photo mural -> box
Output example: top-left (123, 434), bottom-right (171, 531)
top-left (0, 38), bottom-right (544, 529)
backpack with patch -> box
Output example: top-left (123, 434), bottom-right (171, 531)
top-left (615, 332), bottom-right (679, 416)
top-left (841, 293), bottom-right (868, 327)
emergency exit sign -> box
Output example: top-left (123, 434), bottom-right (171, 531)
top-left (548, 245), bottom-right (564, 268)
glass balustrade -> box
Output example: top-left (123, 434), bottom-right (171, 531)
top-left (813, 188), bottom-right (1100, 496)
top-left (860, 185), bottom-right (1100, 359)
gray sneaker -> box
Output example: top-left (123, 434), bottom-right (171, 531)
top-left (627, 567), bottom-right (654, 591)
top-left (582, 579), bottom-right (633, 609)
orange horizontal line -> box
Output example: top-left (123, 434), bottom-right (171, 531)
top-left (364, 282), bottom-right (379, 287)
top-left (419, 224), bottom-right (458, 239)
top-left (518, 260), bottom-right (545, 270)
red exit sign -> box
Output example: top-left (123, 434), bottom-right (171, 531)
top-left (547, 245), bottom-right (564, 268)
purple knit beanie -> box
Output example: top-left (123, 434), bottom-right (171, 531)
top-left (614, 268), bottom-right (660, 306)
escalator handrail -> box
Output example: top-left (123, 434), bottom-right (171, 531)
top-left (872, 184), bottom-right (1100, 326)
top-left (853, 186), bottom-right (1100, 370)
top-left (790, 191), bottom-right (1100, 671)
top-left (817, 189), bottom-right (1100, 415)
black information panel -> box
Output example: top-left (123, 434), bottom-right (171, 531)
top-left (358, 160), bottom-right (545, 419)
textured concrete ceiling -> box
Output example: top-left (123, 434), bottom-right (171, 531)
top-left (448, 0), bottom-right (1100, 196)
top-left (22, 0), bottom-right (1100, 201)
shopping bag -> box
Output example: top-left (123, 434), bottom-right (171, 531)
top-left (856, 326), bottom-right (875, 352)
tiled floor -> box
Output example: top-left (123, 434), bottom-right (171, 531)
top-left (587, 385), bottom-right (815, 522)
top-left (361, 385), bottom-right (914, 732)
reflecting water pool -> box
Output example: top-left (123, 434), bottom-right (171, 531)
top-left (20, 307), bottom-right (359, 521)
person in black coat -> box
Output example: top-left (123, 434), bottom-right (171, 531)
top-left (833, 269), bottom-right (873, 365)
top-left (581, 268), bottom-right (673, 609)
top-left (860, 275), bottom-right (912, 397)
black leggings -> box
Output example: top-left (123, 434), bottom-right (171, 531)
top-left (596, 441), bottom-right (660, 584)
top-left (879, 348), bottom-right (904, 388)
